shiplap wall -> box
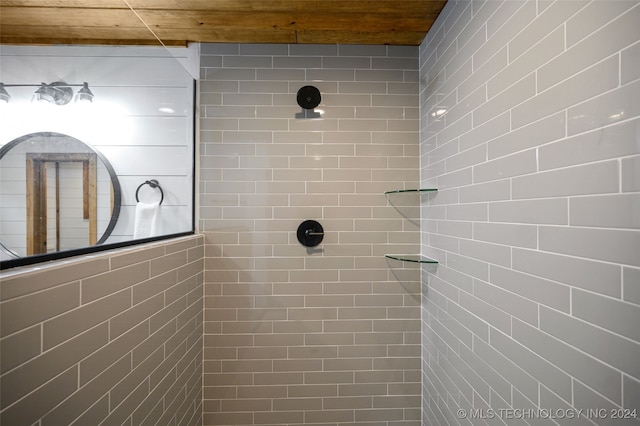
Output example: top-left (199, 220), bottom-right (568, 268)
top-left (0, 45), bottom-right (196, 248)
top-left (419, 1), bottom-right (640, 424)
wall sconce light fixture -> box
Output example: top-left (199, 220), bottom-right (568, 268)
top-left (0, 81), bottom-right (94, 105)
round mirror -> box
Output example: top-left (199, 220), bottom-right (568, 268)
top-left (0, 132), bottom-right (121, 259)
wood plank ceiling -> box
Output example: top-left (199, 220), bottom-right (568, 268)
top-left (0, 0), bottom-right (448, 46)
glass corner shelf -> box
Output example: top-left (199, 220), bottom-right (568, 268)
top-left (384, 188), bottom-right (438, 195)
top-left (385, 254), bottom-right (439, 264)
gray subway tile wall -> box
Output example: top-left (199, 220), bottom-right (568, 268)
top-left (0, 235), bottom-right (204, 425)
top-left (1, 2), bottom-right (639, 425)
top-left (420, 1), bottom-right (640, 425)
top-left (200, 43), bottom-right (423, 425)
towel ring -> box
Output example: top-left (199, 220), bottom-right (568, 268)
top-left (135, 179), bottom-right (164, 205)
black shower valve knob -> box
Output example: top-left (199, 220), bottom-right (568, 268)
top-left (297, 220), bottom-right (324, 247)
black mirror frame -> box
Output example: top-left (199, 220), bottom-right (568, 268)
top-left (0, 80), bottom-right (196, 271)
top-left (0, 132), bottom-right (122, 265)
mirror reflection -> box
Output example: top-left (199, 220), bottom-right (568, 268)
top-left (0, 44), bottom-right (196, 269)
top-left (0, 132), bottom-right (121, 260)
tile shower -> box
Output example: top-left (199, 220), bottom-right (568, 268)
top-left (419, 1), bottom-right (640, 424)
top-left (199, 43), bottom-right (424, 425)
top-left (1, 1), bottom-right (639, 425)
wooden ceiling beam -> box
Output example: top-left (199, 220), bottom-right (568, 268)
top-left (0, 0), bottom-right (447, 46)
top-left (134, 11), bottom-right (434, 32)
top-left (0, 7), bottom-right (144, 27)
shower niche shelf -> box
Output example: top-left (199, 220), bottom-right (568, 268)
top-left (384, 187), bottom-right (439, 265)
top-left (385, 254), bottom-right (438, 264)
top-left (384, 188), bottom-right (437, 195)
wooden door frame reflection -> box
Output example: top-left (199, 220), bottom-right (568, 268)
top-left (26, 152), bottom-right (97, 255)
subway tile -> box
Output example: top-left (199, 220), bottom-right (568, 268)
top-left (459, 292), bottom-right (511, 336)
top-left (490, 265), bottom-right (570, 313)
top-left (429, 233), bottom-right (460, 254)
top-left (446, 203), bottom-right (487, 222)
top-left (447, 252), bottom-right (489, 282)
top-left (0, 258), bottom-right (109, 301)
top-left (0, 325), bottom-right (41, 372)
top-left (43, 288), bottom-right (131, 349)
top-left (540, 306), bottom-right (640, 378)
top-left (459, 179), bottom-right (511, 203)
top-left (2, 323), bottom-right (108, 408)
top-left (456, 114), bottom-right (510, 158)
top-left (110, 294), bottom-right (165, 339)
top-left (474, 278), bottom-right (538, 326)
top-left (491, 26), bottom-right (564, 98)
top-left (474, 75), bottom-right (536, 128)
top-left (256, 411), bottom-right (306, 424)
top-left (202, 412), bottom-right (253, 425)
top-left (473, 336), bottom-right (538, 404)
top-left (111, 351), bottom-right (160, 410)
top-left (356, 69), bottom-right (405, 82)
top-left (513, 160), bottom-right (619, 199)
top-left (1, 366), bottom-right (78, 426)
top-left (459, 343), bottom-right (512, 403)
top-left (573, 289), bottom-right (640, 343)
top-left (567, 82), bottom-right (640, 137)
top-left (441, 86), bottom-right (481, 132)
top-left (442, 347), bottom-right (492, 404)
top-left (538, 385), bottom-right (589, 426)
top-left (79, 322), bottom-right (148, 385)
top-left (445, 144), bottom-right (486, 174)
top-left (624, 375), bottom-right (640, 412)
top-left (459, 239), bottom-right (511, 268)
top-left (445, 300), bottom-right (489, 343)
top-left (571, 193), bottom-right (640, 229)
top-left (436, 113), bottom-right (473, 147)
top-left (622, 40), bottom-right (640, 85)
top-left (236, 385), bottom-right (286, 399)
top-left (202, 43), bottom-right (239, 55)
top-left (43, 357), bottom-right (130, 426)
top-left (253, 333), bottom-right (304, 348)
top-left (490, 327), bottom-right (573, 403)
top-left (540, 225), bottom-right (640, 268)
top-left (566, 1), bottom-right (637, 48)
top-left (624, 267), bottom-right (640, 305)
top-left (418, 1), bottom-right (640, 424)
top-left (430, 274), bottom-right (460, 303)
top-left (1, 282), bottom-right (79, 337)
top-left (513, 318), bottom-right (622, 404)
top-left (475, 221), bottom-right (537, 249)
top-left (0, 236), bottom-right (203, 425)
top-left (474, 149), bottom-right (537, 183)
top-left (110, 246), bottom-right (165, 269)
top-left (437, 220), bottom-right (473, 239)
top-left (372, 57), bottom-right (418, 70)
top-left (488, 112), bottom-right (565, 160)
top-left (437, 167), bottom-right (473, 190)
top-left (512, 248), bottom-right (621, 298)
top-left (436, 308), bottom-right (474, 349)
top-left (489, 198), bottom-right (568, 225)
top-left (622, 156), bottom-right (640, 192)
top-left (573, 381), bottom-right (624, 426)
top-left (512, 56), bottom-right (619, 129)
top-left (485, 0), bottom-right (536, 57)
top-left (539, 2), bottom-right (639, 91)
top-left (81, 262), bottom-right (150, 304)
